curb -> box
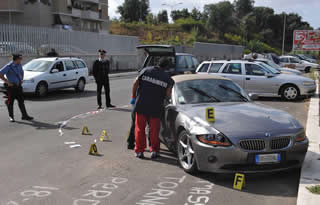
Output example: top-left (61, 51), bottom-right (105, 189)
top-left (88, 71), bottom-right (137, 83)
top-left (297, 78), bottom-right (320, 205)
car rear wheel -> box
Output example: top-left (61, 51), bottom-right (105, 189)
top-left (305, 67), bottom-right (311, 73)
top-left (177, 130), bottom-right (197, 173)
top-left (281, 84), bottom-right (300, 101)
top-left (35, 82), bottom-right (48, 97)
top-left (75, 78), bottom-right (85, 92)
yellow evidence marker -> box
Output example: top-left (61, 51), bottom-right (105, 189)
top-left (100, 130), bottom-right (110, 142)
top-left (89, 143), bottom-right (99, 156)
top-left (233, 173), bottom-right (246, 191)
top-left (82, 126), bottom-right (91, 135)
top-left (206, 107), bottom-right (215, 122)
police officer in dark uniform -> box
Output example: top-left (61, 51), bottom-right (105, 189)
top-left (0, 54), bottom-right (33, 122)
top-left (92, 49), bottom-right (115, 109)
top-left (130, 57), bottom-right (174, 159)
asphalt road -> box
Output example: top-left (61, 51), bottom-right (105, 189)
top-left (0, 76), bottom-right (310, 205)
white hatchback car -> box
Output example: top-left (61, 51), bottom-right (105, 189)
top-left (0, 57), bottom-right (89, 96)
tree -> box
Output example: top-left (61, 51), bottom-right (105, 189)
top-left (234, 0), bottom-right (255, 18)
top-left (191, 8), bottom-right (202, 21)
top-left (117, 0), bottom-right (150, 22)
top-left (205, 2), bottom-right (235, 37)
top-left (171, 9), bottom-right (190, 21)
top-left (158, 10), bottom-right (169, 24)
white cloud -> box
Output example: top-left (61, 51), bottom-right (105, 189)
top-left (109, 0), bottom-right (320, 28)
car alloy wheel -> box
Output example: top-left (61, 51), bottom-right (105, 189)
top-left (76, 79), bottom-right (85, 92)
top-left (283, 86), bottom-right (298, 100)
top-left (177, 130), bottom-right (197, 173)
top-left (36, 82), bottom-right (48, 97)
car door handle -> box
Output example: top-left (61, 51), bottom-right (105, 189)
top-left (63, 74), bottom-right (67, 76)
top-left (246, 78), bottom-right (251, 80)
top-left (76, 72), bottom-right (78, 74)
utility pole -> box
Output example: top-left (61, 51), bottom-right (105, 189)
top-left (282, 14), bottom-right (287, 56)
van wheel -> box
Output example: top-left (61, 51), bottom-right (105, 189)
top-left (177, 130), bottom-right (198, 174)
top-left (75, 78), bottom-right (85, 92)
top-left (281, 84), bottom-right (300, 101)
top-left (305, 67), bottom-right (311, 73)
top-left (35, 82), bottom-right (48, 97)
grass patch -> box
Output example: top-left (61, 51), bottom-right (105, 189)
top-left (306, 185), bottom-right (320, 194)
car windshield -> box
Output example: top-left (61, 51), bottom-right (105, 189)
top-left (264, 60), bottom-right (282, 69)
top-left (257, 62), bottom-right (281, 74)
top-left (23, 60), bottom-right (53, 72)
top-left (175, 79), bottom-right (250, 104)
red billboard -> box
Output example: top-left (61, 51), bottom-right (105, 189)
top-left (293, 30), bottom-right (320, 51)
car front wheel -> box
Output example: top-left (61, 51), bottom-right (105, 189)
top-left (281, 85), bottom-right (300, 101)
top-left (177, 130), bottom-right (197, 173)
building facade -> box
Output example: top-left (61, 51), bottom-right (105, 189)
top-left (0, 0), bottom-right (109, 33)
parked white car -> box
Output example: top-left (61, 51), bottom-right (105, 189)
top-left (0, 57), bottom-right (89, 96)
top-left (196, 60), bottom-right (316, 100)
top-left (280, 56), bottom-right (320, 73)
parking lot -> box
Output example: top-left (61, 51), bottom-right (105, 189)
top-left (0, 75), bottom-right (311, 205)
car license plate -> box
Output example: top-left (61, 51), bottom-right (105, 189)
top-left (255, 153), bottom-right (280, 164)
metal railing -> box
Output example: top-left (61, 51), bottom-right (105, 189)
top-left (0, 24), bottom-right (139, 57)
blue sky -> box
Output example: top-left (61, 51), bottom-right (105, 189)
top-left (109, 0), bottom-right (320, 29)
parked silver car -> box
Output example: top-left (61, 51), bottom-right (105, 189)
top-left (254, 58), bottom-right (302, 75)
top-left (160, 74), bottom-right (308, 173)
top-left (196, 60), bottom-right (316, 100)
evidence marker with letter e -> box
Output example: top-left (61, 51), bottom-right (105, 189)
top-left (206, 107), bottom-right (215, 122)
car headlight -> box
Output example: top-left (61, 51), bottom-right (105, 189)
top-left (303, 81), bottom-right (315, 86)
top-left (23, 79), bottom-right (35, 84)
top-left (197, 133), bottom-right (232, 147)
top-left (295, 131), bottom-right (306, 142)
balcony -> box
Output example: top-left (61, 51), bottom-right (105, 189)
top-left (72, 9), bottom-right (100, 20)
top-left (0, 0), bottom-right (24, 12)
top-left (72, 8), bottom-right (81, 17)
top-left (81, 10), bottom-right (99, 20)
top-left (75, 0), bottom-right (99, 4)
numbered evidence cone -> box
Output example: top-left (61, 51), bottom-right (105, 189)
top-left (233, 173), bottom-right (246, 191)
top-left (89, 140), bottom-right (99, 156)
top-left (82, 126), bottom-right (91, 135)
top-left (100, 130), bottom-right (110, 142)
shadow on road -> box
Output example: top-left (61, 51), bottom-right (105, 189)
top-left (15, 120), bottom-right (78, 131)
top-left (24, 89), bottom-right (97, 102)
top-left (149, 147), bottom-right (301, 197)
top-left (190, 167), bottom-right (301, 197)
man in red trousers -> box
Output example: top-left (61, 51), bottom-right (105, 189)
top-left (130, 57), bottom-right (174, 159)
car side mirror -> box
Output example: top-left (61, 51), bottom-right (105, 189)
top-left (249, 93), bottom-right (259, 101)
top-left (51, 69), bottom-right (59, 73)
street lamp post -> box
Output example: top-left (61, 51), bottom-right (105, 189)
top-left (161, 2), bottom-right (183, 43)
top-left (282, 14), bottom-right (287, 55)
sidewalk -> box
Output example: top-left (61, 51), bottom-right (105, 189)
top-left (88, 71), bottom-right (138, 83)
top-left (297, 79), bottom-right (320, 205)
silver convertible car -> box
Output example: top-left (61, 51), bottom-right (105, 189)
top-left (160, 74), bottom-right (309, 173)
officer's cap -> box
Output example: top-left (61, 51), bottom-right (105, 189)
top-left (98, 49), bottom-right (107, 55)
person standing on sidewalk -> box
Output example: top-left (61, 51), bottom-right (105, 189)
top-left (0, 54), bottom-right (33, 122)
top-left (130, 57), bottom-right (174, 159)
top-left (93, 49), bottom-right (115, 109)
